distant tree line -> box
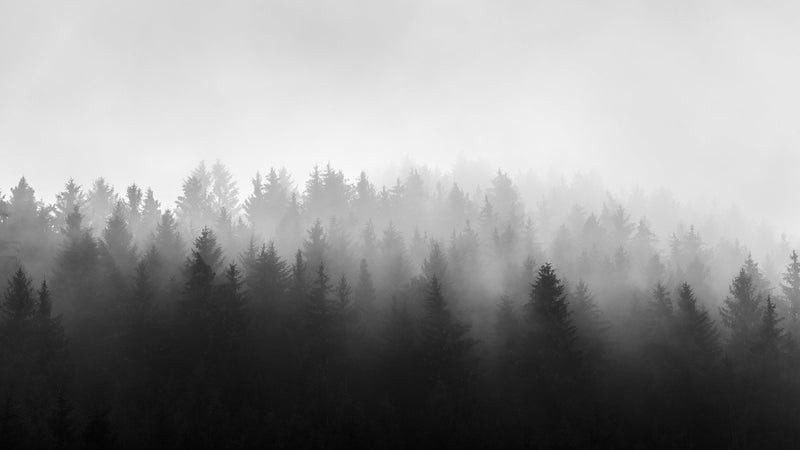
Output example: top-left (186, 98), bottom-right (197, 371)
top-left (0, 161), bottom-right (799, 448)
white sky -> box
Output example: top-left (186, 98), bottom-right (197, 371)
top-left (1, 0), bottom-right (799, 231)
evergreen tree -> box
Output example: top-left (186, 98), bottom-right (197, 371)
top-left (217, 263), bottom-right (248, 347)
top-left (244, 172), bottom-right (268, 232)
top-left (100, 202), bottom-right (137, 276)
top-left (303, 219), bottom-right (329, 273)
top-left (2, 267), bottom-right (35, 331)
top-left (757, 295), bottom-right (783, 356)
top-left (305, 263), bottom-right (333, 356)
top-left (570, 281), bottom-right (608, 366)
top-left (720, 268), bottom-right (763, 360)
top-left (54, 179), bottom-right (85, 228)
top-left (126, 184), bottom-right (143, 226)
top-left (422, 240), bottom-right (448, 285)
top-left (526, 263), bottom-right (580, 377)
top-left (86, 178), bottom-right (117, 232)
top-left (354, 259), bottom-right (376, 318)
top-left (175, 174), bottom-right (212, 235)
top-left (188, 227), bottom-right (224, 273)
top-left (138, 188), bottom-right (161, 241)
top-left (154, 210), bottom-right (184, 270)
top-left (676, 282), bottom-right (719, 361)
top-left (210, 161), bottom-right (239, 215)
top-left (781, 250), bottom-right (800, 321)
top-left (420, 275), bottom-right (475, 382)
top-left (263, 167), bottom-right (288, 220)
top-left (245, 242), bottom-right (289, 310)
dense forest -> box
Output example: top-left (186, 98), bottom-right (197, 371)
top-left (1, 160), bottom-right (799, 449)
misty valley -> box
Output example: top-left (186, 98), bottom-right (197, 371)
top-left (1, 161), bottom-right (798, 449)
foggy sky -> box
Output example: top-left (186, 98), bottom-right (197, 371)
top-left (1, 0), bottom-right (799, 232)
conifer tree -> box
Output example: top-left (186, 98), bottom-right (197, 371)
top-left (217, 263), bottom-right (248, 346)
top-left (354, 259), bottom-right (376, 318)
top-left (526, 263), bottom-right (580, 378)
top-left (244, 172), bottom-right (268, 232)
top-left (189, 227), bottom-right (224, 273)
top-left (757, 295), bottom-right (783, 356)
top-left (676, 282), bottom-right (719, 361)
top-left (138, 188), bottom-right (161, 240)
top-left (100, 202), bottom-right (137, 276)
top-left (305, 263), bottom-right (333, 357)
top-left (54, 179), bottom-right (85, 228)
top-left (154, 210), bottom-right (184, 270)
top-left (570, 281), bottom-right (608, 366)
top-left (2, 267), bottom-right (35, 331)
top-left (720, 268), bottom-right (763, 359)
top-left (494, 294), bottom-right (520, 371)
top-left (245, 242), bottom-right (289, 309)
top-left (86, 178), bottom-right (117, 232)
top-left (303, 219), bottom-right (329, 274)
top-left (210, 161), bottom-right (239, 215)
top-left (263, 167), bottom-right (288, 221)
top-left (422, 240), bottom-right (448, 285)
top-left (420, 275), bottom-right (475, 381)
top-left (781, 250), bottom-right (800, 321)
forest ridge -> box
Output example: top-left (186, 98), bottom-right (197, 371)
top-left (0, 160), bottom-right (799, 448)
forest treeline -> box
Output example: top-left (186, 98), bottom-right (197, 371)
top-left (1, 161), bottom-right (800, 448)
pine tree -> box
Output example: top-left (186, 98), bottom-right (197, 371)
top-left (744, 253), bottom-right (770, 296)
top-left (263, 167), bottom-right (287, 221)
top-left (526, 263), bottom-right (579, 376)
top-left (781, 250), bottom-right (800, 321)
top-left (757, 295), bottom-right (783, 356)
top-left (138, 188), bottom-right (161, 240)
top-left (494, 294), bottom-right (520, 371)
top-left (354, 259), bottom-right (376, 318)
top-left (188, 227), bottom-right (224, 273)
top-left (54, 179), bottom-right (85, 228)
top-left (126, 184), bottom-right (143, 226)
top-left (2, 267), bottom-right (36, 331)
top-left (422, 240), bottom-right (448, 285)
top-left (570, 281), bottom-right (608, 365)
top-left (288, 249), bottom-right (308, 307)
top-left (210, 161), bottom-right (239, 215)
top-left (100, 202), bottom-right (137, 275)
top-left (245, 242), bottom-right (288, 310)
top-left (303, 219), bottom-right (329, 274)
top-left (53, 207), bottom-right (99, 314)
top-left (176, 174), bottom-right (212, 235)
top-left (720, 268), bottom-right (763, 360)
top-left (154, 210), bottom-right (184, 270)
top-left (86, 178), bottom-right (117, 232)
top-left (217, 263), bottom-right (248, 346)
top-left (420, 275), bottom-right (475, 381)
top-left (676, 282), bottom-right (719, 361)
top-left (244, 172), bottom-right (268, 232)
top-left (305, 263), bottom-right (333, 357)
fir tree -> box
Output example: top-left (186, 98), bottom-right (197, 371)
top-left (526, 263), bottom-right (580, 377)
top-left (420, 275), bottom-right (475, 381)
top-left (720, 268), bottom-right (763, 359)
top-left (354, 259), bottom-right (376, 318)
top-left (2, 267), bottom-right (35, 330)
top-left (676, 282), bottom-right (719, 361)
top-left (781, 250), bottom-right (800, 321)
top-left (188, 227), bottom-right (224, 273)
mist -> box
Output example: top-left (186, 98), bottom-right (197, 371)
top-left (3, 0), bottom-right (800, 230)
top-left (2, 1), bottom-right (800, 448)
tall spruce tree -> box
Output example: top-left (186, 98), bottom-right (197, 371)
top-left (720, 268), bottom-right (763, 360)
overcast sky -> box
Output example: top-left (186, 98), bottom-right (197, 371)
top-left (1, 0), bottom-right (799, 231)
